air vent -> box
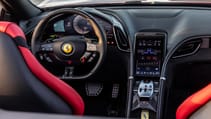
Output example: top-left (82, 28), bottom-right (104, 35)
top-left (113, 26), bottom-right (130, 52)
top-left (172, 39), bottom-right (202, 58)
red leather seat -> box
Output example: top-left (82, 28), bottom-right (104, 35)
top-left (0, 22), bottom-right (84, 115)
top-left (176, 83), bottom-right (211, 119)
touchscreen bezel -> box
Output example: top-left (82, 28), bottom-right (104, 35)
top-left (134, 32), bottom-right (166, 77)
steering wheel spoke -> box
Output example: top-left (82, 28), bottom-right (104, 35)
top-left (61, 66), bottom-right (75, 79)
top-left (35, 43), bottom-right (54, 62)
top-left (40, 43), bottom-right (54, 52)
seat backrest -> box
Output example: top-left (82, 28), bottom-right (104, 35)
top-left (176, 83), bottom-right (211, 119)
top-left (0, 22), bottom-right (84, 115)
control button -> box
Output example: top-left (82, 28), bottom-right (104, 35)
top-left (49, 47), bottom-right (53, 51)
top-left (46, 47), bottom-right (50, 51)
top-left (158, 41), bottom-right (161, 46)
top-left (139, 42), bottom-right (142, 46)
top-left (152, 72), bottom-right (155, 75)
top-left (92, 52), bottom-right (97, 58)
top-left (80, 52), bottom-right (92, 64)
top-left (45, 56), bottom-right (53, 62)
top-left (80, 57), bottom-right (86, 64)
top-left (154, 81), bottom-right (159, 92)
top-left (41, 44), bottom-right (53, 52)
top-left (154, 42), bottom-right (157, 46)
top-left (149, 85), bottom-right (152, 88)
top-left (154, 82), bottom-right (159, 88)
top-left (139, 88), bottom-right (142, 92)
top-left (140, 101), bottom-right (148, 107)
top-left (84, 52), bottom-right (92, 58)
top-left (145, 67), bottom-right (150, 71)
top-left (87, 43), bottom-right (97, 51)
top-left (154, 90), bottom-right (159, 93)
top-left (155, 72), bottom-right (160, 75)
top-left (41, 47), bottom-right (46, 51)
top-left (46, 47), bottom-right (53, 51)
top-left (152, 56), bottom-right (158, 61)
top-left (87, 52), bottom-right (98, 63)
top-left (67, 60), bottom-right (72, 65)
top-left (88, 57), bottom-right (94, 63)
top-left (39, 54), bottom-right (44, 60)
top-left (43, 54), bottom-right (52, 63)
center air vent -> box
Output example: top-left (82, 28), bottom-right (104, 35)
top-left (172, 39), bottom-right (202, 58)
top-left (113, 26), bottom-right (130, 52)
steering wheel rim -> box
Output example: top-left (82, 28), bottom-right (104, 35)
top-left (31, 8), bottom-right (107, 79)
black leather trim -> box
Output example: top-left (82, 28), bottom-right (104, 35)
top-left (0, 32), bottom-right (72, 114)
top-left (14, 36), bottom-right (28, 48)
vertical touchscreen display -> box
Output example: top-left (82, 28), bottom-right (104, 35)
top-left (135, 33), bottom-right (165, 77)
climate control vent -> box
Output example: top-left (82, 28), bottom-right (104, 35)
top-left (172, 39), bottom-right (202, 58)
top-left (113, 26), bottom-right (130, 52)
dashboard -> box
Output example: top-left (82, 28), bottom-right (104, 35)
top-left (21, 5), bottom-right (211, 119)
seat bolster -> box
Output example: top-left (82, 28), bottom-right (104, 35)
top-left (18, 46), bottom-right (85, 115)
top-left (176, 83), bottom-right (211, 119)
top-left (0, 22), bottom-right (26, 39)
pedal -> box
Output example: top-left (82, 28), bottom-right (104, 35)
top-left (112, 84), bottom-right (119, 98)
top-left (85, 83), bottom-right (103, 96)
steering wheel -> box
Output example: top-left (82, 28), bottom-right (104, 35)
top-left (31, 8), bottom-right (107, 79)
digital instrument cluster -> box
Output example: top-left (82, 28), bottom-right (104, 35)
top-left (49, 15), bottom-right (115, 45)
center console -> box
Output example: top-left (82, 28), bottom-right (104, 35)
top-left (131, 32), bottom-right (166, 119)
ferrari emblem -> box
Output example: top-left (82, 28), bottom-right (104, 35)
top-left (62, 43), bottom-right (73, 54)
top-left (141, 110), bottom-right (149, 119)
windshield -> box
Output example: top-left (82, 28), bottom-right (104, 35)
top-left (30, 0), bottom-right (211, 8)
